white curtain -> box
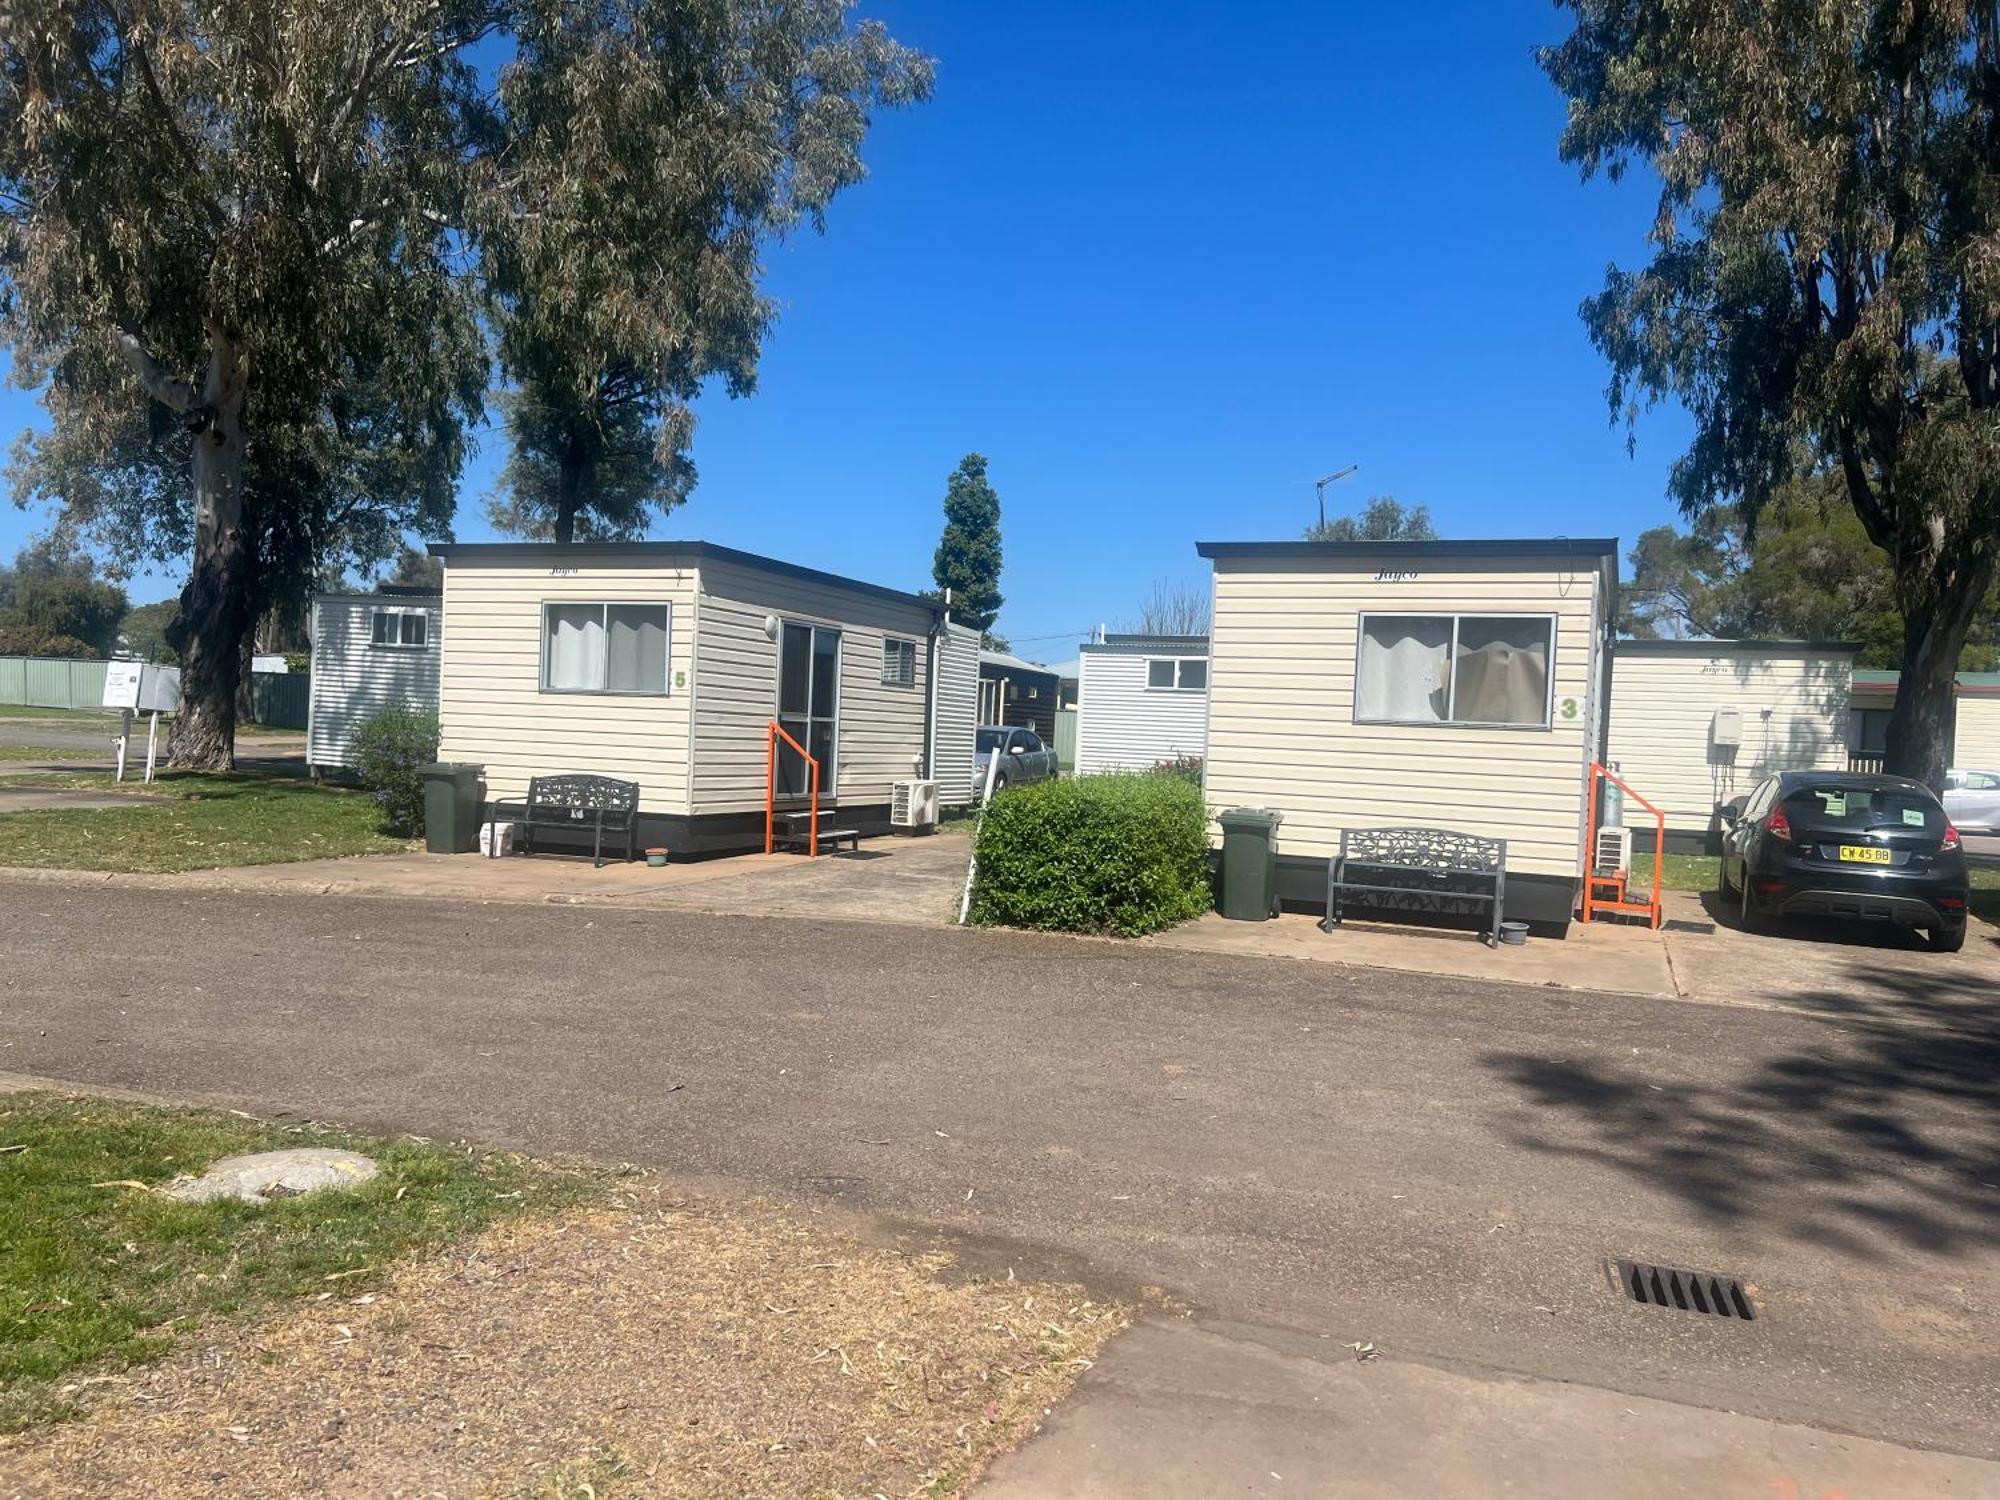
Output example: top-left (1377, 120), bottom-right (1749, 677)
top-left (546, 604), bottom-right (606, 691)
top-left (1453, 618), bottom-right (1550, 725)
top-left (1357, 617), bottom-right (1450, 723)
top-left (606, 605), bottom-right (668, 692)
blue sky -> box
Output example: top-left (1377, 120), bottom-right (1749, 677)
top-left (0, 0), bottom-right (1691, 660)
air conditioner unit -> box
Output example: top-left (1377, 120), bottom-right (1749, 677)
top-left (1595, 824), bottom-right (1632, 876)
top-left (891, 778), bottom-right (940, 831)
top-left (1711, 706), bottom-right (1743, 748)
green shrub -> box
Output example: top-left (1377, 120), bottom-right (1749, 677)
top-left (352, 703), bottom-right (440, 835)
top-left (971, 773), bottom-right (1212, 936)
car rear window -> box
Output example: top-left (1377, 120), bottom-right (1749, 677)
top-left (1782, 784), bottom-right (1943, 835)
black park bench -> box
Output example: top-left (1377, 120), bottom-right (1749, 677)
top-left (1320, 826), bottom-right (1508, 947)
top-left (491, 774), bottom-right (640, 868)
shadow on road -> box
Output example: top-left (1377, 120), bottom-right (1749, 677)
top-left (1483, 962), bottom-right (2000, 1259)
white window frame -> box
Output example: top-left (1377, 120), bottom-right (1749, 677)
top-left (881, 637), bottom-right (917, 688)
top-left (369, 606), bottom-right (430, 651)
top-left (538, 600), bottom-right (672, 696)
top-left (1145, 657), bottom-right (1207, 692)
top-left (1353, 612), bottom-right (1557, 731)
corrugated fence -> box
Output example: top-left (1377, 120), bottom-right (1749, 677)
top-left (0, 656), bottom-right (110, 710)
top-left (1053, 707), bottom-right (1077, 772)
top-left (250, 671), bottom-right (310, 730)
top-left (0, 655), bottom-right (310, 730)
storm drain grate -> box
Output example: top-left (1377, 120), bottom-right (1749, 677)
top-left (1610, 1259), bottom-right (1756, 1321)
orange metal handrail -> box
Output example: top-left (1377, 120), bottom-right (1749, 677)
top-left (765, 720), bottom-right (822, 856)
top-left (1582, 761), bottom-right (1664, 929)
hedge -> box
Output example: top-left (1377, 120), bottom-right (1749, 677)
top-left (970, 773), bottom-right (1212, 936)
top-left (352, 703), bottom-right (440, 836)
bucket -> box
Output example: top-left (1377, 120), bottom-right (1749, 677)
top-left (645, 847), bottom-right (669, 868)
top-left (1498, 921), bottom-right (1529, 946)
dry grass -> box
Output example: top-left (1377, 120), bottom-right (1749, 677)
top-left (0, 1185), bottom-right (1126, 1498)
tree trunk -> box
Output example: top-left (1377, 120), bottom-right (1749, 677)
top-left (236, 629), bottom-right (257, 727)
top-left (1883, 541), bottom-right (1992, 791)
top-left (552, 432), bottom-right (586, 544)
top-left (163, 332), bottom-right (251, 771)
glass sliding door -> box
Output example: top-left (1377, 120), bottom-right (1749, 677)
top-left (776, 621), bottom-right (840, 797)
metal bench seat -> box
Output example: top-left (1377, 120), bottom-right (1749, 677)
top-left (490, 774), bottom-right (640, 868)
top-left (1320, 826), bottom-right (1508, 947)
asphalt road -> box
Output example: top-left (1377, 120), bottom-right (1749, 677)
top-left (3, 881), bottom-right (1996, 1461)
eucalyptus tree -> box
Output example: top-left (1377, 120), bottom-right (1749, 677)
top-left (1544, 2), bottom-right (2000, 787)
top-left (483, 0), bottom-right (934, 544)
top-left (0, 0), bottom-right (490, 766)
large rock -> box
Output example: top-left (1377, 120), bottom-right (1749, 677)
top-left (164, 1148), bottom-right (380, 1204)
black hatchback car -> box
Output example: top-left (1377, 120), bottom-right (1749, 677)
top-left (1719, 771), bottom-right (1969, 951)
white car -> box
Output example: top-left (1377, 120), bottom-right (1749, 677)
top-left (1942, 768), bottom-right (2000, 832)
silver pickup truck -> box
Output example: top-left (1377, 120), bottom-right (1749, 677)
top-left (974, 724), bottom-right (1058, 798)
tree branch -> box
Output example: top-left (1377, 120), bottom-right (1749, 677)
top-left (1834, 421), bottom-right (1895, 552)
top-left (110, 328), bottom-right (197, 412)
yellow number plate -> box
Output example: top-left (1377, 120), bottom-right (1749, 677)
top-left (1838, 845), bottom-right (1892, 865)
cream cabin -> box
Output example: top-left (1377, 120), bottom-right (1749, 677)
top-left (431, 542), bottom-right (980, 855)
top-left (1196, 538), bottom-right (1618, 928)
top-left (1607, 640), bottom-right (1855, 851)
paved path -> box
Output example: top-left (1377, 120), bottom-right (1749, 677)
top-left (979, 1320), bottom-right (2000, 1498)
top-left (2, 879), bottom-right (1996, 1488)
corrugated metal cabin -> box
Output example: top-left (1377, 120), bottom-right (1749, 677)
top-left (306, 588), bottom-right (444, 771)
top-left (1197, 538), bottom-right (1618, 929)
top-left (977, 649), bottom-right (1060, 739)
top-left (1075, 633), bottom-right (1209, 774)
top-left (429, 541), bottom-right (980, 855)
top-left (1607, 640), bottom-right (1855, 851)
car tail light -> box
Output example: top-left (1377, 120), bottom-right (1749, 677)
top-left (1763, 805), bottom-right (1793, 842)
top-left (1939, 894), bottom-right (1967, 910)
top-left (1941, 820), bottom-right (1961, 852)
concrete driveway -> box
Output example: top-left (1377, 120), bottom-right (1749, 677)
top-left (1, 875), bottom-right (1996, 1484)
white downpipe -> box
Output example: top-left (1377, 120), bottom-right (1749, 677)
top-left (956, 746), bottom-right (1005, 925)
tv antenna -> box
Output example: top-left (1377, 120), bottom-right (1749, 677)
top-left (1315, 466), bottom-right (1359, 531)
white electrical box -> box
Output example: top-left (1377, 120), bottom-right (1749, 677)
top-left (1711, 706), bottom-right (1743, 748)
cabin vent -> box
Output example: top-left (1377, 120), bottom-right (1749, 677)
top-left (1595, 825), bottom-right (1632, 876)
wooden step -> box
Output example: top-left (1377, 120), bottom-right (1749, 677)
top-left (773, 827), bottom-right (861, 853)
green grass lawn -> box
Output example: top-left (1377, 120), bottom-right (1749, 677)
top-left (0, 772), bottom-right (413, 872)
top-left (1629, 852), bottom-right (1719, 893)
top-left (1632, 850), bottom-right (2000, 923)
top-left (0, 1093), bottom-right (591, 1431)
